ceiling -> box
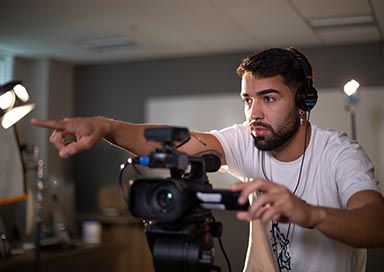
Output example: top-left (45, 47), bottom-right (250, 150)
top-left (0, 0), bottom-right (383, 64)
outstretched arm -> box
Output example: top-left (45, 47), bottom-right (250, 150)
top-left (31, 117), bottom-right (226, 163)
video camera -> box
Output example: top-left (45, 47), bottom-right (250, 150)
top-left (124, 127), bottom-right (249, 272)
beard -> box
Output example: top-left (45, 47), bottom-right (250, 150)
top-left (251, 110), bottom-right (301, 151)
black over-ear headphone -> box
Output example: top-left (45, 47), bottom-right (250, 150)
top-left (287, 47), bottom-right (318, 112)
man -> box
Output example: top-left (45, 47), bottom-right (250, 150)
top-left (32, 48), bottom-right (384, 272)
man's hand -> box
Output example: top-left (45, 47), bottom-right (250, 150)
top-left (232, 179), bottom-right (321, 228)
top-left (31, 117), bottom-right (109, 158)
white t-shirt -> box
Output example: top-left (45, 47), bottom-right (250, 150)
top-left (211, 122), bottom-right (381, 272)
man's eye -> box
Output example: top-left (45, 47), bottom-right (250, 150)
top-left (264, 96), bottom-right (275, 103)
top-left (242, 98), bottom-right (252, 105)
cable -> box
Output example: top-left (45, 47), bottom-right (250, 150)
top-left (211, 215), bottom-right (232, 272)
top-left (285, 111), bottom-right (311, 238)
top-left (218, 236), bottom-right (232, 272)
top-left (261, 114), bottom-right (310, 195)
top-left (261, 111), bottom-right (312, 271)
top-left (118, 161), bottom-right (130, 205)
top-left (175, 135), bottom-right (191, 148)
top-left (118, 157), bottom-right (143, 205)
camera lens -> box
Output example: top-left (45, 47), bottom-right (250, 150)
top-left (156, 189), bottom-right (174, 212)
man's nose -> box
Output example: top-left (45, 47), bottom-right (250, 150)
top-left (250, 101), bottom-right (264, 120)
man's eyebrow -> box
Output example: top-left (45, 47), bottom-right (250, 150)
top-left (240, 89), bottom-right (280, 97)
top-left (256, 89), bottom-right (280, 96)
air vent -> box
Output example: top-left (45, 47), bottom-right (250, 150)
top-left (79, 36), bottom-right (139, 51)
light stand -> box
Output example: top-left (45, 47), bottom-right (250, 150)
top-left (343, 79), bottom-right (360, 140)
top-left (1, 81), bottom-right (40, 270)
top-left (0, 81), bottom-right (35, 259)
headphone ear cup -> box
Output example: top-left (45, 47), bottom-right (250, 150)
top-left (295, 85), bottom-right (318, 111)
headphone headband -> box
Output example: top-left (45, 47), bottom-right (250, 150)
top-left (287, 47), bottom-right (314, 85)
top-left (286, 47), bottom-right (318, 112)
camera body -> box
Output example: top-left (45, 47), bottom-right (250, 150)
top-left (126, 127), bottom-right (248, 272)
top-left (130, 177), bottom-right (209, 223)
top-left (129, 127), bottom-right (212, 223)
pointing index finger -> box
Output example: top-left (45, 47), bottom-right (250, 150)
top-left (31, 118), bottom-right (66, 131)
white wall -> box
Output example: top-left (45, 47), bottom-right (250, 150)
top-left (146, 87), bottom-right (384, 191)
top-left (312, 87), bottom-right (384, 192)
top-left (146, 94), bottom-right (244, 188)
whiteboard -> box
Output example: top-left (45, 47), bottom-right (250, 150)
top-left (146, 87), bottom-right (384, 191)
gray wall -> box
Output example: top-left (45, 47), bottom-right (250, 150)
top-left (72, 42), bottom-right (384, 271)
top-left (14, 58), bottom-right (75, 179)
top-left (11, 58), bottom-right (75, 241)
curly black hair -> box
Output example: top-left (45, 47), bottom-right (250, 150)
top-left (236, 48), bottom-right (313, 92)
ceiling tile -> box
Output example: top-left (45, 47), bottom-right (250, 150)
top-left (211, 0), bottom-right (320, 47)
top-left (290, 0), bottom-right (372, 18)
top-left (317, 25), bottom-right (381, 44)
top-left (371, 0), bottom-right (384, 37)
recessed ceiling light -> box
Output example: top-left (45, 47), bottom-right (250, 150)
top-left (309, 15), bottom-right (374, 28)
top-left (79, 36), bottom-right (139, 51)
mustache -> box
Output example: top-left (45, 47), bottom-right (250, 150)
top-left (248, 120), bottom-right (273, 131)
